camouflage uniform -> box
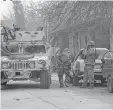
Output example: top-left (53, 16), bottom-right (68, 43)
top-left (81, 41), bottom-right (96, 89)
top-left (56, 49), bottom-right (72, 87)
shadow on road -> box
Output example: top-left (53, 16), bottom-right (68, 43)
top-left (94, 83), bottom-right (107, 87)
top-left (1, 79), bottom-right (107, 90)
top-left (1, 83), bottom-right (40, 90)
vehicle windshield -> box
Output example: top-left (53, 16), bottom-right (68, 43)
top-left (24, 45), bottom-right (46, 54)
top-left (6, 45), bottom-right (19, 53)
top-left (79, 49), bottom-right (108, 60)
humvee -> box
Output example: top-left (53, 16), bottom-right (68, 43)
top-left (1, 29), bottom-right (51, 89)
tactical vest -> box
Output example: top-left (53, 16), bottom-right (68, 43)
top-left (84, 48), bottom-right (96, 65)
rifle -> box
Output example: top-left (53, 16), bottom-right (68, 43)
top-left (2, 26), bottom-right (8, 42)
top-left (71, 45), bottom-right (88, 65)
top-left (72, 49), bottom-right (83, 64)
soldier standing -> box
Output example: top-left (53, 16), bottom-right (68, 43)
top-left (56, 48), bottom-right (72, 88)
top-left (80, 41), bottom-right (96, 89)
top-left (73, 41), bottom-right (96, 89)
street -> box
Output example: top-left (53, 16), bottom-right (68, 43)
top-left (1, 73), bottom-right (113, 109)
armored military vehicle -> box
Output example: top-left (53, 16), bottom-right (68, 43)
top-left (1, 27), bottom-right (51, 89)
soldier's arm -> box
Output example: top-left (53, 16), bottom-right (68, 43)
top-left (82, 49), bottom-right (87, 56)
top-left (87, 48), bottom-right (95, 56)
top-left (56, 56), bottom-right (62, 64)
top-left (73, 50), bottom-right (83, 62)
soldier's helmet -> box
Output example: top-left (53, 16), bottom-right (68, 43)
top-left (87, 41), bottom-right (95, 46)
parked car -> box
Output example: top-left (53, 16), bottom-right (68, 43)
top-left (72, 48), bottom-right (109, 86)
top-left (101, 51), bottom-right (113, 93)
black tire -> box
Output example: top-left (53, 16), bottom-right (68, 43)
top-left (49, 66), bottom-right (52, 84)
top-left (70, 76), bottom-right (73, 84)
top-left (50, 76), bottom-right (52, 84)
top-left (40, 70), bottom-right (50, 89)
top-left (108, 77), bottom-right (113, 93)
top-left (73, 74), bottom-right (79, 86)
top-left (101, 78), bottom-right (107, 84)
top-left (1, 71), bottom-right (7, 86)
top-left (1, 82), bottom-right (7, 85)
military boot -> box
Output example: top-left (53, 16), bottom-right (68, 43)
top-left (60, 84), bottom-right (64, 88)
top-left (64, 75), bottom-right (71, 87)
top-left (65, 82), bottom-right (70, 87)
top-left (88, 83), bottom-right (94, 89)
top-left (80, 83), bottom-right (87, 88)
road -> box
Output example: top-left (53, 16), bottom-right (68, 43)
top-left (1, 73), bottom-right (113, 109)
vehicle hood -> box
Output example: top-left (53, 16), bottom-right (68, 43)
top-left (28, 54), bottom-right (48, 61)
top-left (95, 59), bottom-right (102, 64)
top-left (75, 59), bottom-right (102, 64)
top-left (1, 54), bottom-right (48, 61)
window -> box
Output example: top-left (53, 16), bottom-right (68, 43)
top-left (24, 45), bottom-right (46, 54)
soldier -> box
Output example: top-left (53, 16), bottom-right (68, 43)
top-left (81, 41), bottom-right (96, 89)
top-left (73, 41), bottom-right (96, 89)
top-left (56, 48), bottom-right (72, 88)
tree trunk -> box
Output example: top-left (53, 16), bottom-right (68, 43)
top-left (59, 31), bottom-right (69, 53)
top-left (13, 1), bottom-right (25, 30)
top-left (110, 8), bottom-right (113, 51)
top-left (110, 22), bottom-right (113, 51)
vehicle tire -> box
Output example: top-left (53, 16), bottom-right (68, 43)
top-left (50, 76), bottom-right (52, 84)
top-left (73, 74), bottom-right (79, 86)
top-left (108, 76), bottom-right (113, 93)
top-left (101, 78), bottom-right (107, 84)
top-left (1, 71), bottom-right (7, 86)
top-left (1, 82), bottom-right (7, 85)
top-left (70, 76), bottom-right (73, 84)
top-left (49, 66), bottom-right (52, 84)
top-left (40, 70), bottom-right (50, 89)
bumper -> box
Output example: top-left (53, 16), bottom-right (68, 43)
top-left (1, 67), bottom-right (49, 71)
top-left (73, 69), bottom-right (102, 76)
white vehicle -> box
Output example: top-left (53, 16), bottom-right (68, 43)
top-left (72, 48), bottom-right (109, 86)
top-left (1, 30), bottom-right (51, 89)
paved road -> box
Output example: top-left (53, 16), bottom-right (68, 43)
top-left (1, 74), bottom-right (113, 109)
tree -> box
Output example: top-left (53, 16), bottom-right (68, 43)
top-left (12, 0), bottom-right (25, 30)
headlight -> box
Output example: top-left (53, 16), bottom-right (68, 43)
top-left (29, 62), bottom-right (35, 69)
top-left (2, 62), bottom-right (9, 69)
